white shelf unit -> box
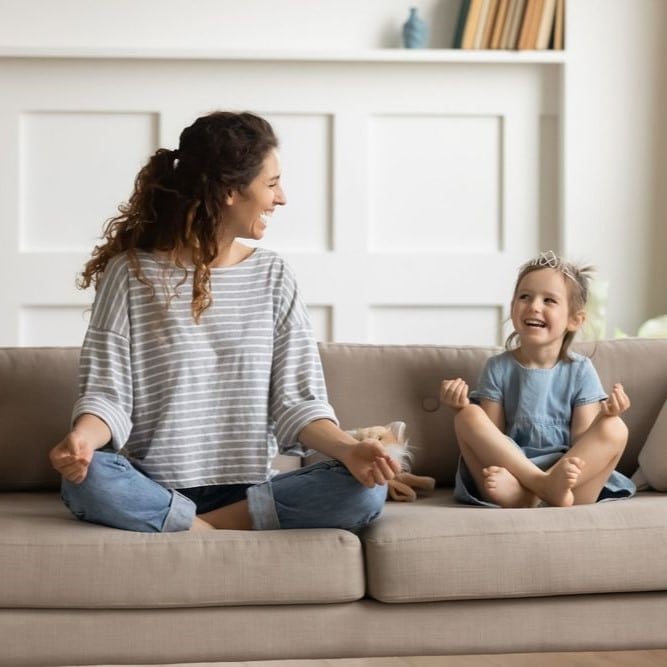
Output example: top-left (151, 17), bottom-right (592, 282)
top-left (0, 47), bottom-right (566, 346)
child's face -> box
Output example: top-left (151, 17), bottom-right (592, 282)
top-left (511, 268), bottom-right (583, 351)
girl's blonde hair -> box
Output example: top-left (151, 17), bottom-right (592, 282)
top-left (505, 251), bottom-right (595, 362)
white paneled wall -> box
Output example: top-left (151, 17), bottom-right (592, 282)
top-left (0, 53), bottom-right (560, 347)
top-left (19, 112), bottom-right (158, 253)
top-left (1, 0), bottom-right (667, 346)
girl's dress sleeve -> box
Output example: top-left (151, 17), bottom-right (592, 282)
top-left (269, 262), bottom-right (337, 455)
top-left (572, 356), bottom-right (608, 406)
top-left (71, 257), bottom-right (134, 450)
top-left (469, 354), bottom-right (504, 404)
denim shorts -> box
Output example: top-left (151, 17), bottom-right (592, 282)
top-left (61, 451), bottom-right (387, 533)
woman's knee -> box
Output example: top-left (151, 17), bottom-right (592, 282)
top-left (61, 451), bottom-right (123, 513)
top-left (339, 478), bottom-right (388, 531)
top-left (60, 451), bottom-right (186, 532)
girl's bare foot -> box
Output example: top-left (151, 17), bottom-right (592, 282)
top-left (537, 457), bottom-right (584, 507)
top-left (482, 466), bottom-right (539, 508)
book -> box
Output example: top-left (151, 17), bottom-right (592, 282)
top-left (480, 0), bottom-right (501, 49)
top-left (535, 0), bottom-right (557, 49)
top-left (503, 0), bottom-right (527, 48)
top-left (500, 0), bottom-right (518, 48)
top-left (461, 0), bottom-right (484, 49)
top-left (553, 0), bottom-right (565, 49)
top-left (490, 0), bottom-right (511, 49)
top-left (452, 0), bottom-right (472, 48)
top-left (473, 0), bottom-right (492, 49)
top-left (518, 0), bottom-right (543, 50)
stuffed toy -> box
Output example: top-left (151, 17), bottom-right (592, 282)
top-left (347, 421), bottom-right (436, 502)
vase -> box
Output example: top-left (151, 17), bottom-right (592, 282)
top-left (402, 7), bottom-right (428, 49)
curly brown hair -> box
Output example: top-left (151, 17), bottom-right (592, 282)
top-left (79, 111), bottom-right (278, 322)
top-left (505, 253), bottom-right (595, 362)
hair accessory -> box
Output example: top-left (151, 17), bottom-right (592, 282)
top-left (528, 250), bottom-right (575, 280)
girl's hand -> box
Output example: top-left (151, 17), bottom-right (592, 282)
top-left (49, 431), bottom-right (95, 484)
top-left (601, 383), bottom-right (630, 417)
top-left (339, 439), bottom-right (400, 488)
top-left (440, 378), bottom-right (471, 410)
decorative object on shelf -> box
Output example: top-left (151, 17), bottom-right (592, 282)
top-left (402, 7), bottom-right (428, 49)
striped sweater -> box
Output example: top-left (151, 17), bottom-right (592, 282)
top-left (72, 248), bottom-right (336, 488)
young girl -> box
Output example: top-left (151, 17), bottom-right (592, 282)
top-left (440, 251), bottom-right (636, 508)
top-left (49, 111), bottom-right (398, 532)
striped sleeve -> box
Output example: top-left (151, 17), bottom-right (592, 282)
top-left (71, 256), bottom-right (133, 450)
top-left (270, 262), bottom-right (337, 453)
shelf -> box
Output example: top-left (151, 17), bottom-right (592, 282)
top-left (0, 46), bottom-right (567, 65)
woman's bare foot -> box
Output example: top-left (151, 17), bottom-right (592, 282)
top-left (482, 466), bottom-right (539, 508)
top-left (190, 516), bottom-right (215, 531)
top-left (536, 457), bottom-right (584, 507)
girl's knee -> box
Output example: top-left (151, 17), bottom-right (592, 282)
top-left (454, 403), bottom-right (486, 432)
top-left (603, 416), bottom-right (629, 449)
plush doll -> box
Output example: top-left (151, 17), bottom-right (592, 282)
top-left (347, 421), bottom-right (436, 502)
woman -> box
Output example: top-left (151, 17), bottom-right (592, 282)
top-left (49, 111), bottom-right (398, 532)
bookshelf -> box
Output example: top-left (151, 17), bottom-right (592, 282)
top-left (454, 0), bottom-right (565, 52)
top-left (0, 46), bottom-right (566, 64)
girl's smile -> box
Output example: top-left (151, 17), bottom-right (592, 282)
top-left (511, 268), bottom-right (583, 366)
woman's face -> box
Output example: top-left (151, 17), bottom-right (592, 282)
top-left (220, 148), bottom-right (286, 242)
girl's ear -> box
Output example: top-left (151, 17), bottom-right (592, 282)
top-left (568, 309), bottom-right (586, 332)
top-left (224, 189), bottom-right (236, 206)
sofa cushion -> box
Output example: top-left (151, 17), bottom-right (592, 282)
top-left (362, 489), bottom-right (667, 603)
top-left (0, 493), bottom-right (365, 608)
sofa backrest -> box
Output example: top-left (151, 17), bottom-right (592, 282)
top-left (318, 338), bottom-right (667, 485)
top-left (0, 347), bottom-right (79, 491)
top-left (1, 338), bottom-right (666, 491)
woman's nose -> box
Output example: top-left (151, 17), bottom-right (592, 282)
top-left (275, 186), bottom-right (287, 206)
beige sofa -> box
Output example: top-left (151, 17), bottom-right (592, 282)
top-left (2, 338), bottom-right (667, 667)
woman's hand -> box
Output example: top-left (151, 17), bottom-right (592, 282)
top-left (338, 439), bottom-right (401, 488)
top-left (601, 383), bottom-right (630, 417)
top-left (298, 419), bottom-right (400, 488)
top-left (49, 430), bottom-right (96, 484)
top-left (440, 378), bottom-right (471, 410)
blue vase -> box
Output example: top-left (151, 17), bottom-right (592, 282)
top-left (402, 7), bottom-right (428, 49)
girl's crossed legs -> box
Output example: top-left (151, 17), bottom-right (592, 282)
top-left (454, 404), bottom-right (627, 507)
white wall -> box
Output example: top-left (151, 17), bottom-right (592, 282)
top-left (565, 0), bottom-right (667, 336)
top-left (0, 0), bottom-right (665, 341)
top-left (0, 0), bottom-right (461, 50)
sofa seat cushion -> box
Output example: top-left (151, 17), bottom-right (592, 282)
top-left (0, 493), bottom-right (365, 608)
top-left (363, 489), bottom-right (667, 603)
